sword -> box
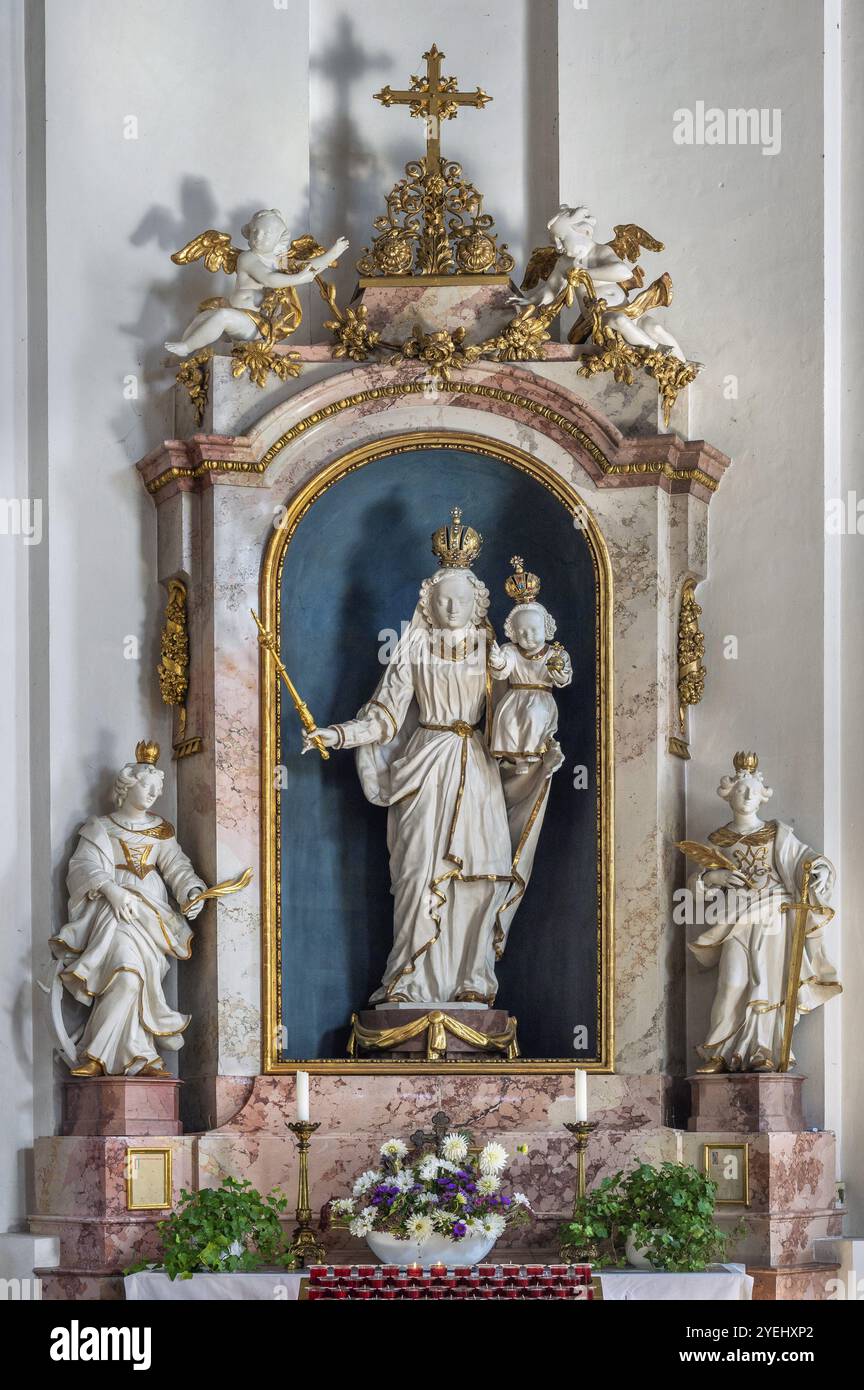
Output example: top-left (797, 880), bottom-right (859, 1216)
top-left (251, 609), bottom-right (330, 760)
top-left (778, 861), bottom-right (834, 1072)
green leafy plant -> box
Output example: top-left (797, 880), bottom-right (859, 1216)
top-left (126, 1177), bottom-right (296, 1280)
top-left (561, 1162), bottom-right (731, 1272)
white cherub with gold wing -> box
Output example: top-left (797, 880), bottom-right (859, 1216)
top-left (515, 204), bottom-right (687, 362)
top-left (165, 208), bottom-right (348, 357)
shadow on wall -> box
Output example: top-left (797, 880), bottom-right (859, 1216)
top-left (309, 15), bottom-right (393, 332)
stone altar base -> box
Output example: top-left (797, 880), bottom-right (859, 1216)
top-left (351, 1007), bottom-right (518, 1060)
top-left (31, 1073), bottom-right (841, 1299)
top-left (62, 1076), bottom-right (183, 1136)
top-left (687, 1073), bottom-right (804, 1134)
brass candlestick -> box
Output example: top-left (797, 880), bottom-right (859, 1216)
top-left (560, 1120), bottom-right (599, 1264)
top-left (287, 1121), bottom-right (326, 1267)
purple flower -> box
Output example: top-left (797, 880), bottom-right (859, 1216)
top-left (452, 1221), bottom-right (467, 1238)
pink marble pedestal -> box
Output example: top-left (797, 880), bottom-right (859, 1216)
top-left (687, 1073), bottom-right (804, 1133)
top-left (62, 1076), bottom-right (183, 1136)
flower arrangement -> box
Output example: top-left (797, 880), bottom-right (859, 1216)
top-left (329, 1133), bottom-right (531, 1247)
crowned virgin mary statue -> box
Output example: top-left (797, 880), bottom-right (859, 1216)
top-left (304, 509), bottom-right (563, 1006)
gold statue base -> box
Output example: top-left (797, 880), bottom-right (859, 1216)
top-left (348, 1007), bottom-right (519, 1062)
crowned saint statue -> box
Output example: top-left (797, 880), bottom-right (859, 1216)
top-left (687, 752), bottom-right (841, 1072)
top-left (49, 741), bottom-right (208, 1076)
top-left (303, 511), bottom-right (567, 1007)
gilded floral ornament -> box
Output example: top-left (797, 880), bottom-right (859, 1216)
top-left (676, 577), bottom-right (706, 731)
top-left (357, 159), bottom-right (514, 279)
top-left (158, 578), bottom-right (189, 709)
top-left (175, 348), bottom-right (212, 428)
top-left (484, 268), bottom-right (586, 363)
top-left (157, 578), bottom-right (201, 757)
top-left (319, 280), bottom-right (381, 362)
top-left (394, 326), bottom-right (482, 382)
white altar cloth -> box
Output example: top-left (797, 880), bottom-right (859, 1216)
top-left (598, 1263), bottom-right (753, 1301)
top-left (125, 1263), bottom-right (752, 1301)
top-left (124, 1271), bottom-right (304, 1300)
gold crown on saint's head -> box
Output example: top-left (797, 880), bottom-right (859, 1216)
top-left (504, 555), bottom-right (542, 605)
top-left (135, 739), bottom-right (161, 767)
top-left (430, 506), bottom-right (483, 569)
top-left (732, 751), bottom-right (759, 775)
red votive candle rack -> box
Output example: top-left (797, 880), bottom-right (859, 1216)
top-left (303, 1262), bottom-right (594, 1300)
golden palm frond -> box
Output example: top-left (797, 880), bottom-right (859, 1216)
top-left (675, 840), bottom-right (754, 888)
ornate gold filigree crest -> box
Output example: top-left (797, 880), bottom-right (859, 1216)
top-left (358, 45), bottom-right (513, 280)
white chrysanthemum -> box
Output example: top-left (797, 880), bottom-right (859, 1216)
top-left (405, 1214), bottom-right (434, 1241)
top-left (511, 1192), bottom-right (531, 1208)
top-left (441, 1132), bottom-right (468, 1163)
top-left (479, 1141), bottom-right (509, 1175)
top-left (418, 1157), bottom-right (439, 1182)
top-left (464, 1218), bottom-right (487, 1237)
top-left (349, 1214), bottom-right (375, 1237)
top-left (432, 1208), bottom-right (457, 1230)
top-left (482, 1212), bottom-right (507, 1239)
top-left (353, 1168), bottom-right (382, 1197)
top-left (436, 1159), bottom-right (458, 1174)
top-left (380, 1138), bottom-right (408, 1161)
top-left (392, 1166), bottom-right (416, 1192)
top-left (477, 1174), bottom-right (500, 1195)
top-left (330, 1197), bottom-right (355, 1216)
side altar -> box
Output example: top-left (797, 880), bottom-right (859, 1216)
top-left (29, 44), bottom-right (841, 1301)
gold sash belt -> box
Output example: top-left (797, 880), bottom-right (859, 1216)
top-left (419, 720), bottom-right (478, 737)
top-left (507, 682), bottom-right (553, 692)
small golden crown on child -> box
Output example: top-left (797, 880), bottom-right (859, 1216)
top-left (431, 506), bottom-right (483, 569)
top-left (732, 750), bottom-right (758, 774)
top-left (135, 739), bottom-right (161, 767)
top-left (504, 556), bottom-right (542, 605)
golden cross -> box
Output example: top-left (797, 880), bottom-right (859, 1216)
top-left (374, 44), bottom-right (492, 167)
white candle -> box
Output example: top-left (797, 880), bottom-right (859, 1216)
top-left (296, 1070), bottom-right (310, 1122)
top-left (574, 1070), bottom-right (588, 1123)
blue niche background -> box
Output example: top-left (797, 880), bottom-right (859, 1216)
top-left (278, 446), bottom-right (600, 1060)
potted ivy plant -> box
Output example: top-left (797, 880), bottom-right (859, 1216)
top-left (127, 1176), bottom-right (297, 1280)
top-left (561, 1162), bottom-right (731, 1272)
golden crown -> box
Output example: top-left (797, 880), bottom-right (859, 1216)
top-left (504, 555), bottom-right (542, 605)
top-left (135, 739), bottom-right (161, 767)
top-left (430, 507), bottom-right (483, 569)
top-left (733, 751), bottom-right (759, 774)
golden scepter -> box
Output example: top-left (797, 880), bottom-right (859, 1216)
top-left (251, 610), bottom-right (330, 760)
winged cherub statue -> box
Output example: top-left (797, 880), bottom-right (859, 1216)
top-left (515, 205), bottom-right (687, 361)
top-left (165, 208), bottom-right (348, 357)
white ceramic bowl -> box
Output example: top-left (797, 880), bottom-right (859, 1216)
top-left (366, 1230), bottom-right (497, 1268)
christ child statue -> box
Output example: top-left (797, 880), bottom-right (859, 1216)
top-left (490, 557), bottom-right (572, 772)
